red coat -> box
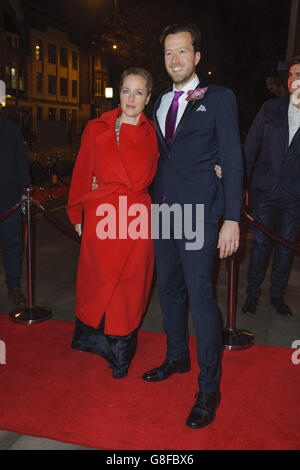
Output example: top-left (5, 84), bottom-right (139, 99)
top-left (66, 108), bottom-right (159, 335)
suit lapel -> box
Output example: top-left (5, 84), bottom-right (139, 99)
top-left (153, 87), bottom-right (172, 153)
top-left (287, 98), bottom-right (300, 155)
top-left (154, 81), bottom-right (201, 151)
top-left (289, 126), bottom-right (300, 147)
top-left (277, 94), bottom-right (289, 158)
top-left (170, 99), bottom-right (195, 148)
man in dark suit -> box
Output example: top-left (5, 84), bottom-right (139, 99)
top-left (0, 90), bottom-right (31, 305)
top-left (242, 59), bottom-right (300, 317)
top-left (142, 24), bottom-right (244, 429)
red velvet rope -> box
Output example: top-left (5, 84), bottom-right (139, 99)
top-left (1, 199), bottom-right (299, 254)
top-left (0, 202), bottom-right (21, 223)
top-left (31, 199), bottom-right (80, 243)
top-left (243, 209), bottom-right (300, 255)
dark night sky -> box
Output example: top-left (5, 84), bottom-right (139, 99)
top-left (29, 0), bottom-right (292, 129)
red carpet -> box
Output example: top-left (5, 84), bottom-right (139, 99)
top-left (0, 315), bottom-right (299, 450)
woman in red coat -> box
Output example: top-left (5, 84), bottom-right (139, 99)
top-left (66, 68), bottom-right (159, 378)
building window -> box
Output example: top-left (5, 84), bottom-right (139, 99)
top-left (48, 75), bottom-right (57, 95)
top-left (11, 68), bottom-right (17, 89)
top-left (60, 47), bottom-right (68, 67)
top-left (7, 33), bottom-right (19, 48)
top-left (34, 40), bottom-right (42, 61)
top-left (48, 44), bottom-right (57, 64)
top-left (72, 51), bottom-right (78, 70)
top-left (19, 71), bottom-right (24, 90)
top-left (60, 78), bottom-right (68, 96)
top-left (72, 80), bottom-right (77, 98)
top-left (95, 79), bottom-right (101, 96)
top-left (37, 107), bottom-right (43, 121)
top-left (36, 72), bottom-right (43, 93)
top-left (60, 109), bottom-right (67, 121)
top-left (48, 108), bottom-right (56, 120)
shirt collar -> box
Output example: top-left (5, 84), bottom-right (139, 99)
top-left (172, 75), bottom-right (200, 95)
top-left (288, 97), bottom-right (300, 114)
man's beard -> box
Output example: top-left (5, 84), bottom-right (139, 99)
top-left (168, 67), bottom-right (195, 88)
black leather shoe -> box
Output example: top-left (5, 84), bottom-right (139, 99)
top-left (270, 297), bottom-right (293, 317)
top-left (142, 358), bottom-right (191, 382)
top-left (186, 391), bottom-right (220, 429)
top-left (242, 296), bottom-right (258, 315)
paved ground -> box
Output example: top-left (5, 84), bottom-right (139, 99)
top-left (1, 189), bottom-right (299, 450)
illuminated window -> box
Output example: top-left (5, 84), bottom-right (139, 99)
top-left (11, 68), bottom-right (17, 89)
top-left (95, 79), bottom-right (102, 96)
top-left (34, 40), bottom-right (42, 61)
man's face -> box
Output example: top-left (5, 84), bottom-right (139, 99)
top-left (288, 64), bottom-right (300, 94)
top-left (164, 32), bottom-right (201, 89)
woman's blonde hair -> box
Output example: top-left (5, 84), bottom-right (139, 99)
top-left (119, 67), bottom-right (153, 96)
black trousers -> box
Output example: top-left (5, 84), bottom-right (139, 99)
top-left (154, 219), bottom-right (222, 393)
top-left (247, 196), bottom-right (300, 299)
top-left (0, 209), bottom-right (23, 290)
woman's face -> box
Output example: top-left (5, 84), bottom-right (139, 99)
top-left (120, 74), bottom-right (150, 124)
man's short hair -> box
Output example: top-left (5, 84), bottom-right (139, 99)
top-left (160, 23), bottom-right (201, 53)
top-left (288, 57), bottom-right (300, 69)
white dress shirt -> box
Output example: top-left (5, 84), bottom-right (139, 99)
top-left (156, 75), bottom-right (200, 137)
top-left (288, 100), bottom-right (300, 145)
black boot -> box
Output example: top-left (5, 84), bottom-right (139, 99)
top-left (242, 296), bottom-right (258, 315)
top-left (270, 297), bottom-right (293, 316)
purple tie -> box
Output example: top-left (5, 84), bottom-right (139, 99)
top-left (165, 90), bottom-right (184, 146)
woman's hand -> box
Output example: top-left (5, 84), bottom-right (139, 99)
top-left (215, 165), bottom-right (222, 179)
top-left (91, 175), bottom-right (99, 191)
top-left (74, 224), bottom-right (82, 237)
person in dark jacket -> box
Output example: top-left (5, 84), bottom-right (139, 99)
top-left (142, 24), bottom-right (244, 429)
top-left (0, 95), bottom-right (31, 305)
top-left (243, 59), bottom-right (300, 316)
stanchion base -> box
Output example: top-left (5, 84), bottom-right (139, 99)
top-left (9, 306), bottom-right (52, 325)
top-left (223, 328), bottom-right (255, 350)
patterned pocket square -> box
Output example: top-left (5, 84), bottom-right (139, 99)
top-left (196, 104), bottom-right (206, 112)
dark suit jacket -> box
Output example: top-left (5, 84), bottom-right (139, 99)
top-left (244, 93), bottom-right (300, 200)
top-left (0, 112), bottom-right (31, 213)
top-left (153, 84), bottom-right (244, 222)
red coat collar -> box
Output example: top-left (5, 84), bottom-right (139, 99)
top-left (94, 107), bottom-right (151, 130)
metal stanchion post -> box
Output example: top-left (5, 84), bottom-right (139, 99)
top-left (223, 253), bottom-right (255, 350)
top-left (47, 157), bottom-right (56, 200)
top-left (10, 186), bottom-right (52, 324)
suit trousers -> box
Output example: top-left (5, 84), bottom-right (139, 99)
top-left (0, 209), bottom-right (23, 290)
top-left (154, 218), bottom-right (222, 392)
top-left (247, 195), bottom-right (300, 299)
